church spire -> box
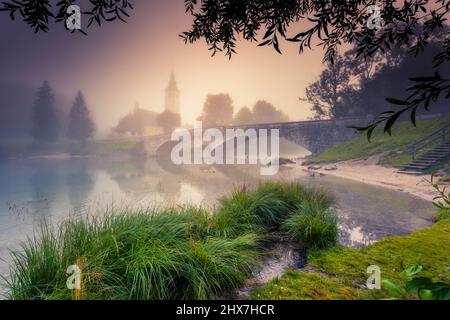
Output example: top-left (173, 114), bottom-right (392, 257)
top-left (165, 72), bottom-right (180, 114)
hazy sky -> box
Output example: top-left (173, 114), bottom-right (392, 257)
top-left (0, 0), bottom-right (326, 134)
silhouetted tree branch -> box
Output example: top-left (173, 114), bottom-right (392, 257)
top-left (0, 0), bottom-right (133, 33)
top-left (181, 0), bottom-right (450, 138)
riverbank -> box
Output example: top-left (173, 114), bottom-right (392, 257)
top-left (252, 218), bottom-right (450, 300)
top-left (3, 182), bottom-right (336, 300)
top-left (300, 155), bottom-right (437, 202)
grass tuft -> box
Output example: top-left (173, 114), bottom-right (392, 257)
top-left (4, 182), bottom-right (335, 300)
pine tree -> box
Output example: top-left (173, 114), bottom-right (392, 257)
top-left (67, 91), bottom-right (96, 143)
top-left (31, 81), bottom-right (61, 142)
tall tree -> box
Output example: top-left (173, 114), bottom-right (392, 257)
top-left (67, 91), bottom-right (96, 143)
top-left (252, 100), bottom-right (289, 124)
top-left (157, 110), bottom-right (181, 134)
top-left (31, 81), bottom-right (61, 142)
top-left (234, 107), bottom-right (254, 125)
top-left (198, 94), bottom-right (234, 127)
top-left (302, 54), bottom-right (359, 120)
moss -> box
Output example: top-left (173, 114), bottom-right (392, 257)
top-left (251, 270), bottom-right (363, 300)
top-left (253, 219), bottom-right (450, 300)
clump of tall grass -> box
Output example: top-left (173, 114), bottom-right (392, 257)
top-left (210, 182), bottom-right (334, 238)
top-left (283, 203), bottom-right (338, 249)
top-left (5, 182), bottom-right (337, 300)
top-left (6, 208), bottom-right (260, 300)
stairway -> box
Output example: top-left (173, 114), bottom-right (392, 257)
top-left (399, 142), bottom-right (450, 175)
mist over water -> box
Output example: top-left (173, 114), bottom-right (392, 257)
top-left (0, 156), bottom-right (434, 280)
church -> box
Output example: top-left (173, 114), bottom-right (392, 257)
top-left (165, 72), bottom-right (180, 115)
top-left (114, 73), bottom-right (181, 137)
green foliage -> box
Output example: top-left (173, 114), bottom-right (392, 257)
top-left (283, 203), bottom-right (337, 249)
top-left (435, 208), bottom-right (450, 222)
top-left (5, 208), bottom-right (260, 300)
top-left (354, 73), bottom-right (450, 141)
top-left (4, 182), bottom-right (335, 300)
top-left (429, 175), bottom-right (450, 222)
top-left (254, 219), bottom-right (450, 300)
top-left (305, 117), bottom-right (450, 167)
top-left (382, 264), bottom-right (450, 300)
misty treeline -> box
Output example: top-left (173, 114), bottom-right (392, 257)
top-left (197, 94), bottom-right (289, 127)
top-left (30, 81), bottom-right (95, 143)
top-left (305, 40), bottom-right (450, 120)
top-left (115, 107), bottom-right (181, 136)
top-left (114, 94), bottom-right (289, 137)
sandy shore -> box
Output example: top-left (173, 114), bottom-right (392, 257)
top-left (300, 155), bottom-right (438, 202)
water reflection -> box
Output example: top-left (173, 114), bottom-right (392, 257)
top-left (0, 157), bottom-right (435, 276)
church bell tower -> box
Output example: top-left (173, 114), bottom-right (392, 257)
top-left (164, 72), bottom-right (180, 114)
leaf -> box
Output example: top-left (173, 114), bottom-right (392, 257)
top-left (418, 289), bottom-right (433, 300)
top-left (273, 35), bottom-right (282, 54)
top-left (382, 279), bottom-right (402, 296)
top-left (410, 107), bottom-right (417, 126)
top-left (386, 98), bottom-right (411, 106)
top-left (402, 264), bottom-right (422, 278)
top-left (405, 277), bottom-right (433, 294)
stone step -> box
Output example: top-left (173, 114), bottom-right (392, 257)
top-left (410, 161), bottom-right (436, 166)
top-left (418, 153), bottom-right (447, 158)
top-left (414, 157), bottom-right (440, 161)
top-left (398, 170), bottom-right (424, 175)
top-left (403, 165), bottom-right (430, 170)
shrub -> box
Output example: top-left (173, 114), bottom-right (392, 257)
top-left (283, 203), bottom-right (338, 249)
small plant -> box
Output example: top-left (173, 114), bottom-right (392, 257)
top-left (428, 175), bottom-right (450, 222)
top-left (382, 264), bottom-right (450, 300)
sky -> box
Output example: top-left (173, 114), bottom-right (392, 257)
top-left (0, 0), bottom-right (326, 134)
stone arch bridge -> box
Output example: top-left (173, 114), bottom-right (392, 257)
top-left (143, 116), bottom-right (373, 156)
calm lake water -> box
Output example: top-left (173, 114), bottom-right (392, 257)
top-left (0, 156), bottom-right (435, 280)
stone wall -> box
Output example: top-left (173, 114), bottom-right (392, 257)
top-left (227, 116), bottom-right (372, 154)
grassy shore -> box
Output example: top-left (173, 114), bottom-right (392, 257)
top-left (252, 219), bottom-right (450, 300)
top-left (305, 117), bottom-right (450, 168)
top-left (0, 138), bottom-right (141, 159)
top-left (3, 182), bottom-right (336, 300)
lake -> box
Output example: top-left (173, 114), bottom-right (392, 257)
top-left (0, 156), bottom-right (435, 280)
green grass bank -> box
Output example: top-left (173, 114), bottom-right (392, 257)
top-left (305, 117), bottom-right (450, 168)
top-left (252, 218), bottom-right (450, 300)
top-left (3, 182), bottom-right (336, 300)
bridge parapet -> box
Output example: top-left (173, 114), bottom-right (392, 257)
top-left (221, 116), bottom-right (372, 154)
top-left (142, 116), bottom-right (373, 156)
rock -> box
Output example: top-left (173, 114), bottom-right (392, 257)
top-left (307, 165), bottom-right (322, 170)
top-left (324, 165), bottom-right (337, 171)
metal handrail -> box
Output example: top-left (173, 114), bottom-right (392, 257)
top-left (409, 123), bottom-right (450, 159)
